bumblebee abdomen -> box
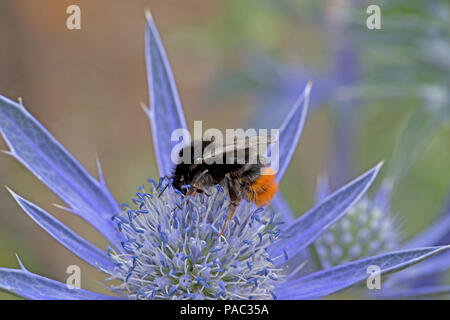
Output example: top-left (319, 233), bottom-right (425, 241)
top-left (245, 167), bottom-right (278, 207)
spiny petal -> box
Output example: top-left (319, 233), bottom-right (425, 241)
top-left (276, 245), bottom-right (450, 299)
top-left (0, 94), bottom-right (122, 249)
top-left (271, 82), bottom-right (311, 182)
top-left (7, 188), bottom-right (115, 272)
top-left (385, 249), bottom-right (450, 287)
top-left (145, 12), bottom-right (189, 177)
top-left (0, 266), bottom-right (118, 300)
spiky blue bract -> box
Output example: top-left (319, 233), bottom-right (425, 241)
top-left (269, 81), bottom-right (310, 222)
top-left (7, 187), bottom-right (115, 272)
top-left (0, 258), bottom-right (116, 300)
top-left (0, 94), bottom-right (122, 250)
top-left (277, 246), bottom-right (450, 299)
top-left (271, 81), bottom-right (311, 183)
top-left (144, 12), bottom-right (189, 178)
top-left (384, 250), bottom-right (450, 289)
top-left (103, 182), bottom-right (284, 300)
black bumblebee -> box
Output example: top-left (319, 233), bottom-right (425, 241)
top-left (163, 136), bottom-right (278, 236)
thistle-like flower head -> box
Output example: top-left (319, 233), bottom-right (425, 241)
top-left (106, 183), bottom-right (284, 300)
top-left (315, 196), bottom-right (400, 268)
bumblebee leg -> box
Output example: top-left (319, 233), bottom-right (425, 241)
top-left (218, 175), bottom-right (240, 237)
top-left (189, 185), bottom-right (211, 197)
top-left (183, 186), bottom-right (211, 201)
top-left (188, 169), bottom-right (212, 197)
top-left (185, 187), bottom-right (197, 197)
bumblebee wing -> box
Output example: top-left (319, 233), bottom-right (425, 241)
top-left (201, 135), bottom-right (275, 161)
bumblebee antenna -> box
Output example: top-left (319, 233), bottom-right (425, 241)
top-left (158, 184), bottom-right (169, 197)
top-left (157, 176), bottom-right (171, 197)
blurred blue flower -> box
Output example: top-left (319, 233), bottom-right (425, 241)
top-left (313, 180), bottom-right (401, 269)
top-left (0, 14), bottom-right (448, 300)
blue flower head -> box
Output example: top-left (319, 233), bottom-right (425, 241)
top-left (106, 183), bottom-right (284, 300)
top-left (0, 13), bottom-right (448, 300)
top-left (314, 179), bottom-right (401, 268)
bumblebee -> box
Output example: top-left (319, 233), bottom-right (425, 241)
top-left (165, 136), bottom-right (278, 236)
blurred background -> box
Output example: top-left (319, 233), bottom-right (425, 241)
top-left (0, 0), bottom-right (448, 299)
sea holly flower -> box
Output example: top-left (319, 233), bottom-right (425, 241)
top-left (313, 180), bottom-right (401, 269)
top-left (0, 14), bottom-right (448, 300)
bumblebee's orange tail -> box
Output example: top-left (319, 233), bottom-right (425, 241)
top-left (247, 167), bottom-right (278, 207)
